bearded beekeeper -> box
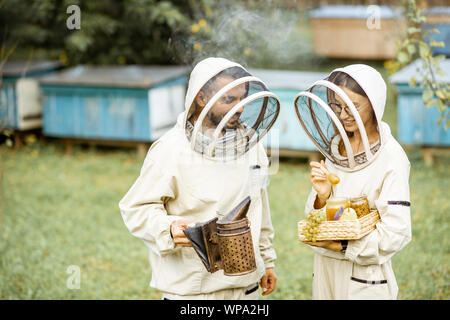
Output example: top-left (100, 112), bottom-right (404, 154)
top-left (294, 64), bottom-right (411, 299)
top-left (119, 57), bottom-right (280, 300)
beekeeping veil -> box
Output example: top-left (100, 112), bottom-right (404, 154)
top-left (183, 57), bottom-right (280, 160)
top-left (294, 64), bottom-right (386, 171)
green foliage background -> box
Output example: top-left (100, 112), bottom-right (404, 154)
top-left (0, 0), bottom-right (325, 69)
top-left (1, 0), bottom-right (198, 66)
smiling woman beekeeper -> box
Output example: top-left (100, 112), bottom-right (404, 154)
top-left (119, 57), bottom-right (280, 300)
top-left (294, 64), bottom-right (411, 300)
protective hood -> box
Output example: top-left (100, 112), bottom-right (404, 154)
top-left (182, 57), bottom-right (280, 161)
top-left (294, 64), bottom-right (386, 171)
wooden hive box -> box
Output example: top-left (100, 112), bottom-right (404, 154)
top-left (389, 59), bottom-right (450, 147)
top-left (309, 5), bottom-right (405, 60)
top-left (423, 6), bottom-right (450, 56)
top-left (39, 65), bottom-right (188, 145)
top-left (389, 59), bottom-right (450, 165)
top-left (0, 60), bottom-right (63, 131)
top-left (249, 68), bottom-right (328, 160)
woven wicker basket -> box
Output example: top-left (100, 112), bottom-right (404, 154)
top-left (298, 210), bottom-right (381, 241)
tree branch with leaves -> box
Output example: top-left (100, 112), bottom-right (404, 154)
top-left (386, 0), bottom-right (449, 129)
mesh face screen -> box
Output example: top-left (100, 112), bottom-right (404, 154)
top-left (186, 68), bottom-right (280, 160)
top-left (295, 84), bottom-right (351, 169)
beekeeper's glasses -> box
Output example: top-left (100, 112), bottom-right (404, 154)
top-left (328, 102), bottom-right (368, 118)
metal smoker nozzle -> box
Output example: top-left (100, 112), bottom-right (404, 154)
top-left (219, 196), bottom-right (251, 223)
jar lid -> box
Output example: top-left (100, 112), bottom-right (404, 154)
top-left (326, 196), bottom-right (348, 203)
top-left (350, 194), bottom-right (368, 201)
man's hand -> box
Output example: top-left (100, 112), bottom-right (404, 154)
top-left (259, 267), bottom-right (277, 296)
top-left (170, 220), bottom-right (195, 247)
top-left (302, 240), bottom-right (342, 252)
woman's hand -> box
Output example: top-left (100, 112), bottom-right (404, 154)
top-left (310, 160), bottom-right (332, 202)
top-left (302, 240), bottom-right (342, 252)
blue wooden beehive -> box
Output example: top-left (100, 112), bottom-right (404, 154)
top-left (389, 59), bottom-right (450, 146)
top-left (0, 60), bottom-right (62, 130)
top-left (39, 65), bottom-right (188, 142)
top-left (423, 7), bottom-right (450, 57)
top-left (249, 69), bottom-right (328, 154)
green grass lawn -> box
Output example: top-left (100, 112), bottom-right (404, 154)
top-left (0, 138), bottom-right (448, 300)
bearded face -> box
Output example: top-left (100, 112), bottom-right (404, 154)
top-left (202, 76), bottom-right (248, 130)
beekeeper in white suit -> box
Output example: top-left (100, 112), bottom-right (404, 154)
top-left (294, 64), bottom-right (411, 299)
top-left (119, 57), bottom-right (280, 300)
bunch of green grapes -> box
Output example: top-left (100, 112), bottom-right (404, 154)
top-left (302, 210), bottom-right (326, 242)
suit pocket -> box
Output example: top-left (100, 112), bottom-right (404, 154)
top-left (348, 264), bottom-right (392, 300)
top-left (348, 276), bottom-right (391, 300)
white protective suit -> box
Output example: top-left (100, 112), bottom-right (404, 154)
top-left (119, 57), bottom-right (279, 299)
top-left (297, 65), bottom-right (412, 299)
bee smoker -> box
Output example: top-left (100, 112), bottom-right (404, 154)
top-left (183, 196), bottom-right (256, 276)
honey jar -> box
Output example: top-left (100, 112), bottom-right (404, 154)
top-left (350, 195), bottom-right (370, 218)
top-left (326, 197), bottom-right (349, 221)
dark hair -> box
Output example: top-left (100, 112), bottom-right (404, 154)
top-left (327, 71), bottom-right (368, 98)
top-left (327, 71), bottom-right (377, 141)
